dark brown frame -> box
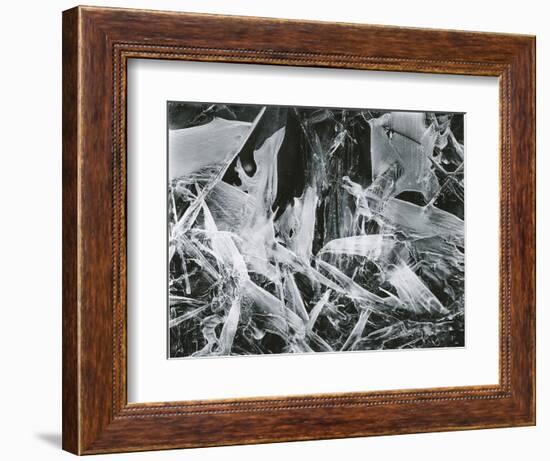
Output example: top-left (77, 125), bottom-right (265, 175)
top-left (62, 5), bottom-right (536, 455)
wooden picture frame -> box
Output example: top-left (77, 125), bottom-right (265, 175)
top-left (62, 5), bottom-right (536, 455)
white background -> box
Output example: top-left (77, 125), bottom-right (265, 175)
top-left (0, 0), bottom-right (546, 460)
top-left (128, 60), bottom-right (499, 402)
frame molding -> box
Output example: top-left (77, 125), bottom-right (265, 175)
top-left (62, 6), bottom-right (535, 454)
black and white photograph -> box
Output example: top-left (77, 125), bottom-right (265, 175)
top-left (167, 101), bottom-right (465, 358)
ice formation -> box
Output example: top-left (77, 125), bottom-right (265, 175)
top-left (167, 103), bottom-right (465, 357)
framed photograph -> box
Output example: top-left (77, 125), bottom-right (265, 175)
top-left (62, 6), bottom-right (536, 455)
